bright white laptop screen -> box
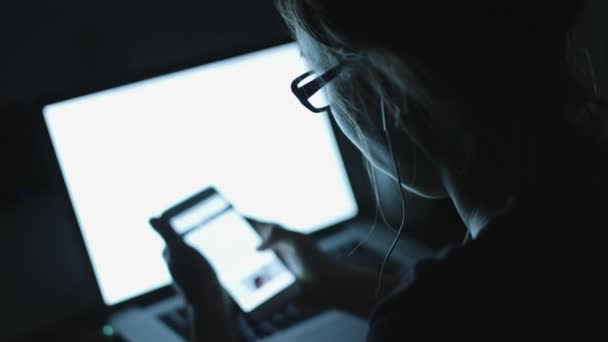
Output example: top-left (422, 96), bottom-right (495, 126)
top-left (43, 43), bottom-right (358, 305)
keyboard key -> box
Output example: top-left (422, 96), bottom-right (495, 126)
top-left (236, 312), bottom-right (257, 341)
top-left (176, 307), bottom-right (188, 320)
top-left (284, 303), bottom-right (301, 318)
top-left (159, 310), bottom-right (190, 340)
top-left (255, 320), bottom-right (277, 337)
top-left (270, 312), bottom-right (286, 327)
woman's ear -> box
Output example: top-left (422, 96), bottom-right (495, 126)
top-left (395, 99), bottom-right (436, 162)
top-left (399, 96), bottom-right (473, 175)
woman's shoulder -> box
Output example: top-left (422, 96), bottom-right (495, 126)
top-left (368, 231), bottom-right (508, 336)
top-left (367, 188), bottom-right (608, 338)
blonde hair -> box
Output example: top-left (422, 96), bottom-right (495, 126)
top-left (276, 0), bottom-right (607, 290)
top-left (276, 0), bottom-right (604, 177)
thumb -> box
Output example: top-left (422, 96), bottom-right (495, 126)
top-left (256, 224), bottom-right (292, 251)
top-left (244, 216), bottom-right (273, 234)
top-left (257, 238), bottom-right (278, 252)
top-left (256, 226), bottom-right (276, 251)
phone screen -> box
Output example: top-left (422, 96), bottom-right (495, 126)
top-left (168, 193), bottom-right (297, 313)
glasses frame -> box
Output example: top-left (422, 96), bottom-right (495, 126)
top-left (290, 63), bottom-right (345, 113)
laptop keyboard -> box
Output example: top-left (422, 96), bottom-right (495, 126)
top-left (237, 302), bottom-right (321, 341)
top-left (159, 302), bottom-right (320, 341)
top-left (159, 307), bottom-right (191, 340)
top-left (159, 240), bottom-right (400, 341)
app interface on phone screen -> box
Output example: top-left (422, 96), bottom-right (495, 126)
top-left (169, 194), bottom-right (296, 312)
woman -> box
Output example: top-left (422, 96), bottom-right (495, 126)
top-left (151, 0), bottom-right (607, 339)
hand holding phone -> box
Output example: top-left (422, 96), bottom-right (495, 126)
top-left (150, 216), bottom-right (239, 341)
top-left (152, 187), bottom-right (300, 320)
top-left (150, 217), bottom-right (226, 306)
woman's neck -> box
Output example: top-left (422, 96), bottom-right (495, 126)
top-left (439, 160), bottom-right (519, 239)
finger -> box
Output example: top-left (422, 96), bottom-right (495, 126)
top-left (257, 240), bottom-right (290, 264)
top-left (257, 223), bottom-right (275, 240)
top-left (150, 217), bottom-right (182, 247)
top-left (162, 247), bottom-right (169, 262)
top-left (244, 216), bottom-right (275, 234)
top-left (162, 248), bottom-right (183, 277)
top-left (256, 225), bottom-right (293, 251)
top-left (257, 239), bottom-right (279, 251)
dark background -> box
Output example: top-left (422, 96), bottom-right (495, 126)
top-left (1, 1), bottom-right (607, 340)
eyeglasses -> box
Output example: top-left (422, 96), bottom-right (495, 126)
top-left (290, 63), bottom-right (344, 113)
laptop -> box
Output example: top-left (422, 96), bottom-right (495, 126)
top-left (42, 42), bottom-right (433, 341)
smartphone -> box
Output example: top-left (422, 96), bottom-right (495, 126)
top-left (158, 187), bottom-right (300, 319)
